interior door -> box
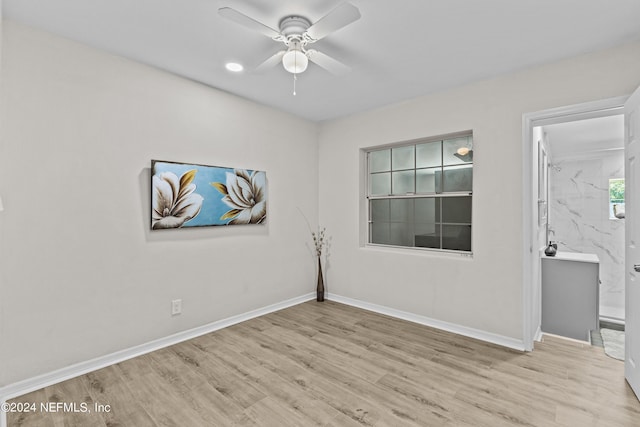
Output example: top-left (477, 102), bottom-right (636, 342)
top-left (625, 85), bottom-right (640, 400)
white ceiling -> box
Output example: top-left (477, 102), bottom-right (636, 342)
top-left (543, 114), bottom-right (624, 159)
top-left (3, 0), bottom-right (640, 122)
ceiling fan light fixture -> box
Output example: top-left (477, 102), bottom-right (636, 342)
top-left (282, 48), bottom-right (308, 74)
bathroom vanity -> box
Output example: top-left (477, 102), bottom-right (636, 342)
top-left (541, 251), bottom-right (599, 342)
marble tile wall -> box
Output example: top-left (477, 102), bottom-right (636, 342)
top-left (549, 150), bottom-right (625, 320)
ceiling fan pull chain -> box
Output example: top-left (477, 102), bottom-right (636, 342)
top-left (293, 50), bottom-right (298, 95)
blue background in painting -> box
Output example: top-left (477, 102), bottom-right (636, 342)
top-left (152, 161), bottom-right (256, 227)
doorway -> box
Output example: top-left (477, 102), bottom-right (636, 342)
top-left (522, 96), bottom-right (628, 351)
top-left (540, 115), bottom-right (626, 326)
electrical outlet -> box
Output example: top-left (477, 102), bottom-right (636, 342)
top-left (171, 299), bottom-right (182, 316)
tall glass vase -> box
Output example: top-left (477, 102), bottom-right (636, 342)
top-left (316, 256), bottom-right (325, 302)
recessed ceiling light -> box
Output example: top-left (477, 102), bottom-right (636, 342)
top-left (225, 62), bottom-right (244, 72)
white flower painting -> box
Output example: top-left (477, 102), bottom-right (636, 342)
top-left (151, 160), bottom-right (267, 229)
top-left (211, 169), bottom-right (267, 224)
top-left (152, 169), bottom-right (204, 229)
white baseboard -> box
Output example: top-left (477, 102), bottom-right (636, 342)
top-left (0, 293), bottom-right (315, 427)
top-left (600, 315), bottom-right (625, 326)
top-left (541, 332), bottom-right (590, 345)
top-left (534, 325), bottom-right (543, 342)
top-left (327, 293), bottom-right (526, 352)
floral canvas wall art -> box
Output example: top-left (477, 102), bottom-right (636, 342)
top-left (151, 160), bottom-right (267, 229)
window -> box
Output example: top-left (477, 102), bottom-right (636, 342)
top-left (367, 133), bottom-right (473, 252)
top-left (609, 178), bottom-right (625, 219)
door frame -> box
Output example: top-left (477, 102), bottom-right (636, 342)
top-left (521, 96), bottom-right (628, 351)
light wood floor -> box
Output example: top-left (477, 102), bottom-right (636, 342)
top-left (7, 301), bottom-right (640, 426)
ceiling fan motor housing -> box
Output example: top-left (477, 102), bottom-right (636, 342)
top-left (279, 16), bottom-right (311, 39)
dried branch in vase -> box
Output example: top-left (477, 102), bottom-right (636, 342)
top-left (312, 227), bottom-right (326, 257)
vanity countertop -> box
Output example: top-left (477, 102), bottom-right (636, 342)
top-left (541, 251), bottom-right (599, 264)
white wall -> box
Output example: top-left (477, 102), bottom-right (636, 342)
top-left (549, 150), bottom-right (626, 320)
top-left (0, 21), bottom-right (319, 386)
top-left (318, 41), bottom-right (640, 341)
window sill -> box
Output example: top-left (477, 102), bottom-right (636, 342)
top-left (362, 243), bottom-right (473, 259)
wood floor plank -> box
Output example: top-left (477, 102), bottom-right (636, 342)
top-left (82, 365), bottom-right (157, 427)
top-left (5, 388), bottom-right (58, 427)
top-left (145, 346), bottom-right (250, 425)
top-left (8, 300), bottom-right (640, 426)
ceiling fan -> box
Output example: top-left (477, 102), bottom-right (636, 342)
top-left (218, 2), bottom-right (361, 76)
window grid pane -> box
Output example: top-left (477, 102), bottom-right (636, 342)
top-left (443, 136), bottom-right (473, 166)
top-left (416, 167), bottom-right (440, 194)
top-left (416, 141), bottom-right (442, 168)
top-left (370, 172), bottom-right (391, 196)
top-left (369, 149), bottom-right (391, 173)
top-left (392, 170), bottom-right (415, 195)
top-left (392, 145), bottom-right (415, 171)
top-left (442, 165), bottom-right (472, 192)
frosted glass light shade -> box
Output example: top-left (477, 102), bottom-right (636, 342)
top-left (282, 49), bottom-right (308, 74)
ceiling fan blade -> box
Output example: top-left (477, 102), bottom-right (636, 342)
top-left (255, 50), bottom-right (286, 73)
top-left (305, 3), bottom-right (361, 41)
top-left (306, 49), bottom-right (350, 75)
top-left (218, 7), bottom-right (281, 39)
